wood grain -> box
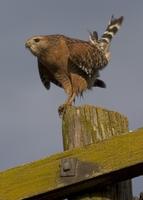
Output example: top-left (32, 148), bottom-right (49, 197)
top-left (62, 105), bottom-right (132, 200)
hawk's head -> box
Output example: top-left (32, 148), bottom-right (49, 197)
top-left (25, 36), bottom-right (49, 57)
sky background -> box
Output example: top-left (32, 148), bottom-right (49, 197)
top-left (0, 0), bottom-right (142, 197)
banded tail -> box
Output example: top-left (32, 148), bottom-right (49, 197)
top-left (100, 15), bottom-right (124, 44)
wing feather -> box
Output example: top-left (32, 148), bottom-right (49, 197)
top-left (38, 60), bottom-right (51, 90)
top-left (38, 60), bottom-right (62, 89)
top-left (67, 41), bottom-right (108, 77)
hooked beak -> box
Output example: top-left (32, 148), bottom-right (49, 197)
top-left (25, 40), bottom-right (31, 48)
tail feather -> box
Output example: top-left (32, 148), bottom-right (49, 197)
top-left (89, 31), bottom-right (98, 45)
top-left (101, 15), bottom-right (124, 44)
top-left (94, 79), bottom-right (106, 88)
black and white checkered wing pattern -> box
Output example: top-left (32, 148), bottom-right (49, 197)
top-left (68, 42), bottom-right (108, 77)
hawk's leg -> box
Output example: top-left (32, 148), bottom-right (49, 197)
top-left (58, 91), bottom-right (76, 116)
top-left (55, 74), bottom-right (75, 116)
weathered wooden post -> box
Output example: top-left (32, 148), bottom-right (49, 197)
top-left (62, 105), bottom-right (133, 200)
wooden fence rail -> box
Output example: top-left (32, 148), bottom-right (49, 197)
top-left (0, 128), bottom-right (143, 199)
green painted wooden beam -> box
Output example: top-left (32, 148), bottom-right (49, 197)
top-left (0, 128), bottom-right (143, 200)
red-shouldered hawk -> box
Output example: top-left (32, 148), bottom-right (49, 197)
top-left (25, 16), bottom-right (123, 115)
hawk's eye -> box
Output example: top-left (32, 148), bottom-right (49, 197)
top-left (34, 38), bottom-right (40, 43)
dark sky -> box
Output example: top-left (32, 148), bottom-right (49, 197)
top-left (0, 0), bottom-right (142, 196)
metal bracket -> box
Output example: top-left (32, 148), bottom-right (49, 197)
top-left (60, 157), bottom-right (101, 186)
top-left (60, 157), bottom-right (77, 177)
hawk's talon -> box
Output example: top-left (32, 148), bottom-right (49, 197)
top-left (58, 104), bottom-right (71, 116)
top-left (58, 104), bottom-right (67, 116)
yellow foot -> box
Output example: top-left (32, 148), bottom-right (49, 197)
top-left (58, 104), bottom-right (71, 117)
